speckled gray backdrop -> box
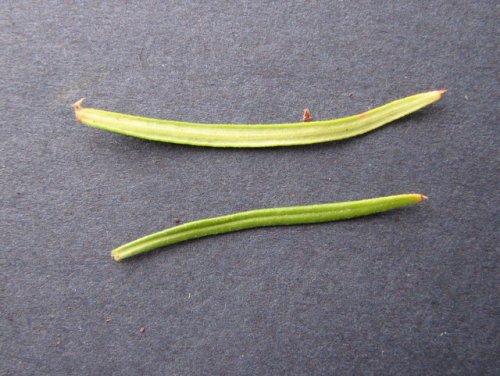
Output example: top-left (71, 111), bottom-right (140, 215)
top-left (1, 1), bottom-right (498, 375)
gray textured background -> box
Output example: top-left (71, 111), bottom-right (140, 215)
top-left (1, 1), bottom-right (498, 375)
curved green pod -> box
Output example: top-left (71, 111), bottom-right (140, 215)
top-left (112, 193), bottom-right (426, 261)
top-left (73, 90), bottom-right (445, 148)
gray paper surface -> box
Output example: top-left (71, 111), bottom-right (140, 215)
top-left (1, 1), bottom-right (498, 375)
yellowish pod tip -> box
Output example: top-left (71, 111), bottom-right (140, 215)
top-left (437, 89), bottom-right (447, 98)
top-left (72, 98), bottom-right (85, 122)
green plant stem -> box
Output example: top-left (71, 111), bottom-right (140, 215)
top-left (111, 193), bottom-right (426, 261)
top-left (73, 90), bottom-right (445, 148)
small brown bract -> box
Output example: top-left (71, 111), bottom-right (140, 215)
top-left (303, 109), bottom-right (311, 122)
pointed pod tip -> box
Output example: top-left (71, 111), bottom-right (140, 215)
top-left (72, 98), bottom-right (85, 110)
top-left (72, 98), bottom-right (85, 122)
top-left (437, 89), bottom-right (447, 98)
top-left (419, 194), bottom-right (428, 201)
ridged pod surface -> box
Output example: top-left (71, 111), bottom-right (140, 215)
top-left (112, 194), bottom-right (427, 261)
top-left (73, 91), bottom-right (445, 147)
